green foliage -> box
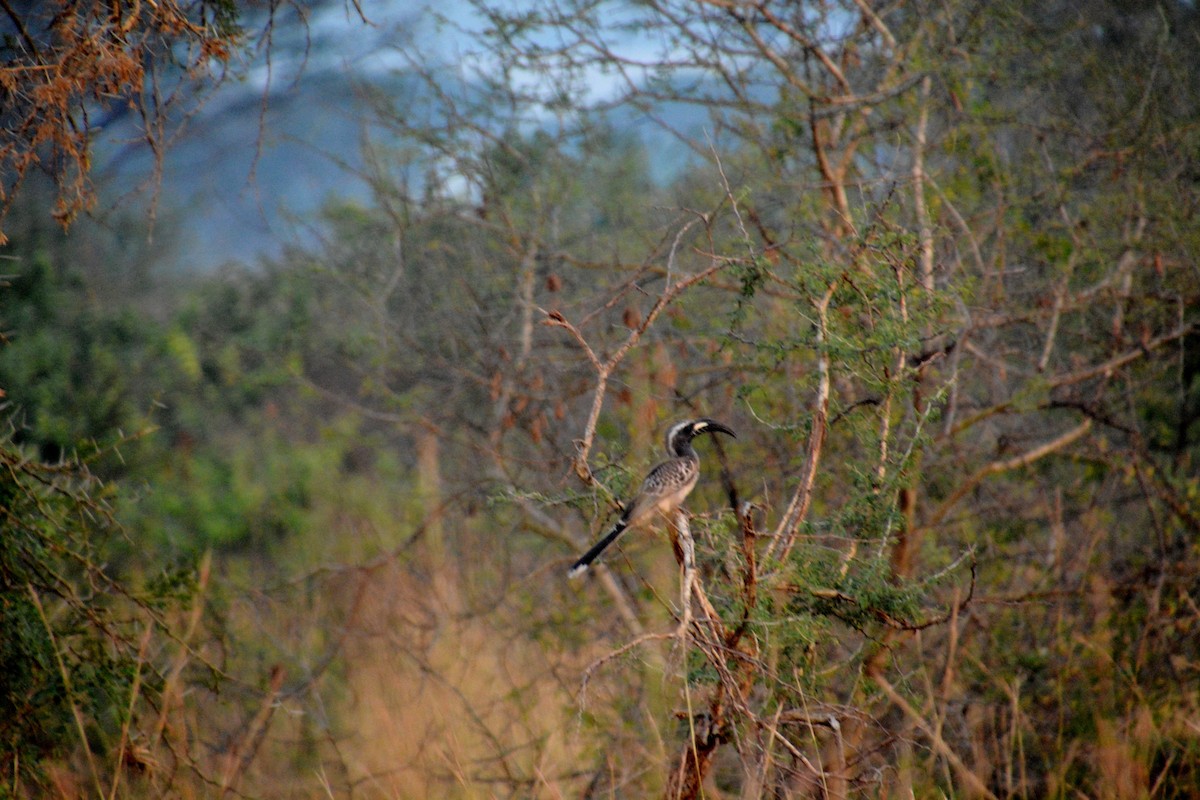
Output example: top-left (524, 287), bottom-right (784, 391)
top-left (0, 255), bottom-right (160, 462)
top-left (130, 416), bottom-right (401, 558)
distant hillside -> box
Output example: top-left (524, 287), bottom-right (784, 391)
top-left (87, 1), bottom-right (711, 273)
top-left (94, 70), bottom-right (386, 272)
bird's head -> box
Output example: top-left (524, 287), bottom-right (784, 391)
top-left (665, 418), bottom-right (736, 456)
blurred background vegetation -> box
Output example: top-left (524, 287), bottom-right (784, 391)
top-left (2, 0), bottom-right (1199, 797)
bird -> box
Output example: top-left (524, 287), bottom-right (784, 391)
top-left (568, 418), bottom-right (735, 578)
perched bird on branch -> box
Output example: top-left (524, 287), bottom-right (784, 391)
top-left (568, 418), bottom-right (735, 578)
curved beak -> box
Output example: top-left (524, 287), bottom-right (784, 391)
top-left (695, 418), bottom-right (736, 438)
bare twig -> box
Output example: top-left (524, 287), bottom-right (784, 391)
top-left (928, 419), bottom-right (1093, 531)
top-left (912, 74), bottom-right (935, 291)
top-left (867, 664), bottom-right (999, 800)
top-left (219, 665), bottom-right (286, 798)
top-left (542, 251), bottom-right (725, 483)
top-left (768, 282), bottom-right (835, 566)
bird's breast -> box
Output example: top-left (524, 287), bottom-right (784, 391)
top-left (654, 471), bottom-right (699, 513)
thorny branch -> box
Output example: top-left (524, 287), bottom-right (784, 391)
top-left (664, 505), bottom-right (767, 798)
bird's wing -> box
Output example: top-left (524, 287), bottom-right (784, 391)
top-left (621, 457), bottom-right (695, 524)
top-left (639, 457), bottom-right (692, 496)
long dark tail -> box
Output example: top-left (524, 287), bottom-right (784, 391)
top-left (567, 520), bottom-right (628, 578)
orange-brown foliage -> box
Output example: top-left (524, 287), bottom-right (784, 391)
top-left (0, 0), bottom-right (241, 240)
